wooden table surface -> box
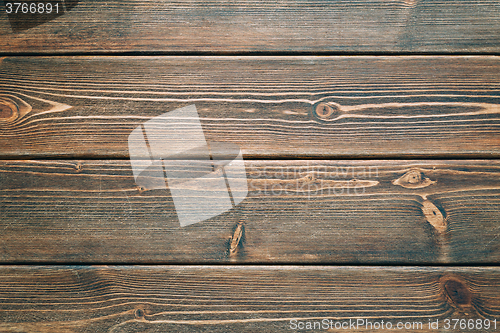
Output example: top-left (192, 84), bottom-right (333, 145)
top-left (1, 1), bottom-right (499, 332)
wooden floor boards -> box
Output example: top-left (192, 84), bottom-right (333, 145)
top-left (0, 56), bottom-right (499, 158)
top-left (1, 160), bottom-right (500, 263)
top-left (1, 0), bottom-right (499, 52)
top-left (0, 266), bottom-right (499, 332)
top-left (0, 0), bottom-right (499, 331)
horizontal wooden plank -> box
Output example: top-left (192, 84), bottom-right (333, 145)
top-left (1, 159), bottom-right (499, 263)
top-left (0, 0), bottom-right (499, 53)
top-left (1, 56), bottom-right (499, 158)
top-left (0, 266), bottom-right (499, 332)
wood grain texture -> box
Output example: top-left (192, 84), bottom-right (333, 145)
top-left (0, 0), bottom-right (499, 53)
top-left (1, 56), bottom-right (499, 158)
top-left (0, 266), bottom-right (499, 332)
top-left (1, 1), bottom-right (498, 329)
top-left (1, 159), bottom-right (499, 263)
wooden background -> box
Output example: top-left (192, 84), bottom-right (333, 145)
top-left (1, 0), bottom-right (500, 331)
top-left (1, 0), bottom-right (499, 53)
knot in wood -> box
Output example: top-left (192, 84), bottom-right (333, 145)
top-left (135, 308), bottom-right (145, 319)
top-left (302, 173), bottom-right (315, 183)
top-left (406, 170), bottom-right (421, 184)
top-left (229, 223), bottom-right (244, 257)
top-left (441, 276), bottom-right (472, 308)
top-left (314, 103), bottom-right (338, 120)
top-left (422, 200), bottom-right (446, 232)
top-left (392, 169), bottom-right (436, 189)
top-left (0, 98), bottom-right (18, 122)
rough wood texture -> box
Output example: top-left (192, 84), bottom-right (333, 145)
top-left (1, 159), bottom-right (499, 263)
top-left (0, 266), bottom-right (499, 332)
top-left (1, 56), bottom-right (499, 158)
top-left (1, 0), bottom-right (499, 53)
top-left (1, 1), bottom-right (499, 330)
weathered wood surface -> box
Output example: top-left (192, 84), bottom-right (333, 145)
top-left (1, 56), bottom-right (499, 158)
top-left (1, 1), bottom-right (498, 329)
top-left (0, 266), bottom-right (499, 332)
top-left (1, 0), bottom-right (499, 53)
top-left (1, 159), bottom-right (499, 263)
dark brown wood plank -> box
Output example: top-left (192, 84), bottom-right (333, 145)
top-left (1, 159), bottom-right (499, 263)
top-left (0, 0), bottom-right (499, 53)
top-left (0, 266), bottom-right (499, 332)
top-left (1, 56), bottom-right (499, 158)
